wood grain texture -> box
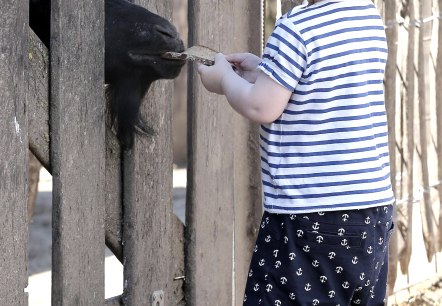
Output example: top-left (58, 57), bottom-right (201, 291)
top-left (28, 26), bottom-right (125, 263)
top-left (417, 0), bottom-right (435, 262)
top-left (383, 0), bottom-right (399, 294)
top-left (0, 0), bottom-right (29, 304)
top-left (232, 2), bottom-right (263, 306)
top-left (437, 0), bottom-right (442, 253)
top-left (186, 2), bottom-right (235, 305)
top-left (121, 1), bottom-right (178, 304)
top-left (186, 1), bottom-right (263, 305)
top-left (50, 0), bottom-right (106, 304)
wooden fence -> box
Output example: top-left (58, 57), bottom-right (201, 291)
top-left (2, 0), bottom-right (441, 305)
top-left (1, 0), bottom-right (263, 305)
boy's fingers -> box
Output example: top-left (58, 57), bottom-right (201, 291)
top-left (226, 53), bottom-right (248, 63)
top-left (197, 63), bottom-right (206, 74)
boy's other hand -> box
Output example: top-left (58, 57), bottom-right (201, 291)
top-left (226, 53), bottom-right (262, 84)
top-left (197, 53), bottom-right (233, 95)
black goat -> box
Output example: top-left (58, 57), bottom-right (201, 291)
top-left (30, 0), bottom-right (185, 148)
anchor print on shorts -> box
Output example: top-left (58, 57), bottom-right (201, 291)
top-left (243, 205), bottom-right (394, 306)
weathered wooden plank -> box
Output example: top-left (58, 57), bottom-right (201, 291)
top-left (0, 0), bottom-right (29, 304)
top-left (50, 0), bottom-right (106, 304)
top-left (121, 0), bottom-right (177, 303)
top-left (232, 2), bottom-right (263, 305)
top-left (383, 0), bottom-right (399, 294)
top-left (398, 0), bottom-right (416, 275)
top-left (28, 30), bottom-right (50, 169)
top-left (417, 0), bottom-right (435, 262)
top-left (437, 0), bottom-right (442, 252)
top-left (105, 295), bottom-right (123, 306)
top-left (28, 28), bottom-right (124, 262)
top-left (186, 1), bottom-right (237, 305)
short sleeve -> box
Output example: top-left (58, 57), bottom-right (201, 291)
top-left (258, 18), bottom-right (307, 92)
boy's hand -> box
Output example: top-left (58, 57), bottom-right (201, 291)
top-left (226, 53), bottom-right (262, 84)
top-left (197, 53), bottom-right (233, 95)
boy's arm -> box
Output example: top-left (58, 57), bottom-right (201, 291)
top-left (198, 53), bottom-right (292, 124)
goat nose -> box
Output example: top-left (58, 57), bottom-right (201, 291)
top-left (154, 24), bottom-right (177, 39)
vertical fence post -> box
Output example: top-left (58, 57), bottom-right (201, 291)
top-left (50, 0), bottom-right (105, 304)
top-left (383, 0), bottom-right (399, 294)
top-left (437, 0), bottom-right (442, 251)
top-left (187, 0), bottom-right (263, 305)
top-left (121, 0), bottom-right (176, 304)
top-left (398, 0), bottom-right (416, 276)
top-left (232, 2), bottom-right (263, 305)
top-left (417, 0), bottom-right (435, 262)
top-left (0, 0), bottom-right (29, 304)
top-left (186, 1), bottom-right (236, 304)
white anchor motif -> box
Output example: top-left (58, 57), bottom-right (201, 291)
top-left (335, 266), bottom-right (343, 273)
top-left (312, 259), bottom-right (319, 267)
top-left (354, 299), bottom-right (361, 304)
top-left (378, 237), bottom-right (384, 245)
top-left (384, 206), bottom-right (388, 213)
top-left (249, 269), bottom-right (253, 277)
top-left (365, 216), bottom-right (371, 224)
top-left (312, 299), bottom-right (319, 306)
top-left (280, 277), bottom-right (287, 284)
top-left (342, 281), bottom-right (350, 289)
top-left (265, 235), bottom-right (271, 243)
top-left (253, 283), bottom-right (259, 291)
top-left (266, 284), bottom-right (273, 292)
top-left (297, 229), bottom-right (304, 237)
top-left (254, 245), bottom-right (258, 252)
top-left (360, 272), bottom-right (365, 280)
top-left (303, 245), bottom-right (310, 252)
top-left (259, 259), bottom-right (265, 266)
top-left (266, 217), bottom-right (270, 224)
top-left (303, 216), bottom-right (309, 220)
top-left (367, 246), bottom-right (373, 254)
top-left (328, 290), bottom-right (336, 298)
top-left (361, 231), bottom-right (367, 239)
top-left (273, 249), bottom-right (279, 257)
top-left (289, 252), bottom-right (296, 260)
top-left (275, 261), bottom-right (282, 268)
top-left (281, 222), bottom-right (284, 228)
top-left (304, 283), bottom-right (312, 291)
top-left (265, 274), bottom-right (269, 281)
top-left (284, 236), bottom-right (289, 244)
top-left (289, 293), bottom-right (296, 300)
top-left (316, 235), bottom-right (324, 243)
top-left (290, 214), bottom-right (296, 220)
top-left (338, 228), bottom-right (345, 236)
top-left (261, 221), bottom-right (266, 228)
top-left (328, 252), bottom-right (336, 259)
top-left (274, 300), bottom-right (281, 306)
top-left (319, 275), bottom-right (327, 283)
top-left (355, 286), bottom-right (363, 291)
top-left (312, 222), bottom-right (320, 230)
top-left (296, 268), bottom-right (303, 276)
top-left (342, 214), bottom-right (349, 221)
top-left (318, 211), bottom-right (325, 216)
top-left (352, 256), bottom-right (358, 264)
top-left (341, 238), bottom-right (348, 246)
top-left (365, 280), bottom-right (371, 287)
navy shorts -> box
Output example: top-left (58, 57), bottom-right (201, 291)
top-left (243, 205), bottom-right (394, 306)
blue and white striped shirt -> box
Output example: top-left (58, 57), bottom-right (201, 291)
top-left (258, 0), bottom-right (395, 213)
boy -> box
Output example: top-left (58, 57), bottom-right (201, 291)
top-left (198, 0), bottom-right (395, 305)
